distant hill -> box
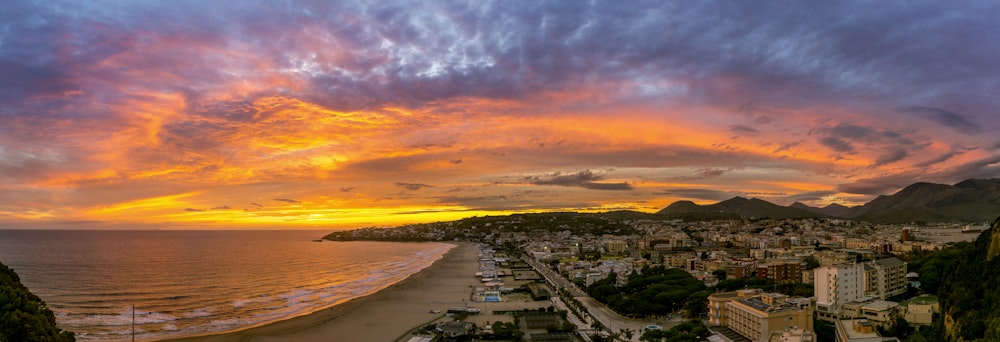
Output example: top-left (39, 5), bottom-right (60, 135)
top-left (853, 179), bottom-right (1000, 223)
top-left (790, 202), bottom-right (854, 217)
top-left (657, 196), bottom-right (824, 219)
top-left (657, 178), bottom-right (1000, 223)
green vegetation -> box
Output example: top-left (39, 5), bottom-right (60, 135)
top-left (324, 211), bottom-right (650, 241)
top-left (638, 320), bottom-right (709, 342)
top-left (894, 216), bottom-right (1000, 341)
top-left (1, 262), bottom-right (75, 342)
top-left (586, 266), bottom-right (706, 318)
top-left (932, 217), bottom-right (1000, 341)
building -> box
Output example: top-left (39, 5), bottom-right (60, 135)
top-left (815, 263), bottom-right (865, 319)
top-left (710, 290), bottom-right (814, 342)
top-left (757, 261), bottom-right (804, 283)
top-left (840, 301), bottom-right (899, 326)
top-left (768, 326), bottom-right (817, 342)
top-left (603, 239), bottom-right (629, 256)
top-left (815, 258), bottom-right (908, 320)
top-left (864, 258), bottom-right (907, 300)
top-left (436, 321), bottom-right (475, 338)
top-left (835, 319), bottom-right (900, 342)
top-left (901, 295), bottom-right (939, 325)
top-left (708, 290), bottom-right (748, 326)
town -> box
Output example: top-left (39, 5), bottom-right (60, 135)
top-left (326, 213), bottom-right (989, 341)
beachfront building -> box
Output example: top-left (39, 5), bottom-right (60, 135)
top-left (708, 289), bottom-right (814, 341)
top-left (436, 321), bottom-right (475, 338)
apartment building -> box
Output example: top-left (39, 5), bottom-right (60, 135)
top-left (708, 289), bottom-right (814, 342)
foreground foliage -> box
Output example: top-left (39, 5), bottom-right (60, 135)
top-left (898, 216), bottom-right (1000, 341)
top-left (0, 262), bottom-right (75, 342)
top-left (639, 320), bottom-right (708, 342)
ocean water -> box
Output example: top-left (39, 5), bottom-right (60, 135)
top-left (0, 230), bottom-right (453, 341)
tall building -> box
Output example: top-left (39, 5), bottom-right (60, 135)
top-left (865, 257), bottom-right (907, 299)
top-left (815, 258), bottom-right (908, 320)
top-left (815, 263), bottom-right (864, 319)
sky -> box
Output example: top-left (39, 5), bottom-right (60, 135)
top-left (1, 1), bottom-right (999, 229)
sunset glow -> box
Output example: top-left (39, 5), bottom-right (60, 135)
top-left (1, 1), bottom-right (998, 229)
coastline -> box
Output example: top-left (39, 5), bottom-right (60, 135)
top-left (162, 241), bottom-right (480, 342)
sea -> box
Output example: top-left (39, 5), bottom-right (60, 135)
top-left (0, 230), bottom-right (454, 341)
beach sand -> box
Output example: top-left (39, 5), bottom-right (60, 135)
top-left (164, 242), bottom-right (481, 342)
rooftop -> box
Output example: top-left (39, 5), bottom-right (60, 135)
top-left (873, 257), bottom-right (906, 267)
top-left (900, 295), bottom-right (939, 306)
top-left (861, 300), bottom-right (898, 311)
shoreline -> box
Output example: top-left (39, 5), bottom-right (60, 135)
top-left (162, 241), bottom-right (480, 342)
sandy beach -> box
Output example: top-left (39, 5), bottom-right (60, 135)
top-left (163, 242), bottom-right (481, 342)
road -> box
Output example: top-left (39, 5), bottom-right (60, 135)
top-left (523, 255), bottom-right (683, 341)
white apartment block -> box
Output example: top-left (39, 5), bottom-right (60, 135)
top-left (814, 257), bottom-right (908, 321)
top-left (815, 263), bottom-right (864, 319)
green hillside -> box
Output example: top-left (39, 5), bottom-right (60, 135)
top-left (0, 262), bottom-right (75, 342)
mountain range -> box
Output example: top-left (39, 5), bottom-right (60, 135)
top-left (656, 178), bottom-right (1000, 223)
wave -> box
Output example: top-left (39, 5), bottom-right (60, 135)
top-left (26, 239), bottom-right (455, 341)
top-left (60, 307), bottom-right (180, 327)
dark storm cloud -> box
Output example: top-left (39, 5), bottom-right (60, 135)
top-left (529, 170), bottom-right (633, 190)
top-left (897, 106), bottom-right (981, 134)
top-left (4, 1), bottom-right (999, 117)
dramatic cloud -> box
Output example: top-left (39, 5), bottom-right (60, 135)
top-left (1, 0), bottom-right (998, 227)
top-left (529, 170), bottom-right (633, 191)
top-left (898, 106), bottom-right (982, 134)
top-left (873, 147), bottom-right (910, 167)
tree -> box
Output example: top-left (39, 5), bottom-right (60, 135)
top-left (0, 263), bottom-right (75, 342)
top-left (639, 320), bottom-right (707, 342)
top-left (683, 291), bottom-right (710, 318)
top-left (803, 256), bottom-right (820, 270)
top-left (712, 269), bottom-right (727, 281)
